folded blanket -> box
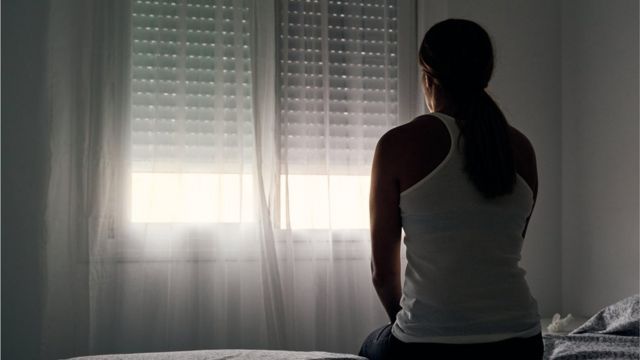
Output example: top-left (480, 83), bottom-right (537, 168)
top-left (543, 333), bottom-right (639, 360)
top-left (543, 294), bottom-right (640, 359)
top-left (570, 294), bottom-right (639, 336)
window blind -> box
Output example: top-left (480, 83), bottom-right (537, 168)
top-left (279, 0), bottom-right (399, 174)
top-left (131, 0), bottom-right (254, 173)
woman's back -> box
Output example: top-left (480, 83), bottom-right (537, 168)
top-left (395, 113), bottom-right (538, 200)
top-left (387, 112), bottom-right (541, 344)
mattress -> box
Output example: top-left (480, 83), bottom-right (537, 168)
top-left (67, 350), bottom-right (367, 360)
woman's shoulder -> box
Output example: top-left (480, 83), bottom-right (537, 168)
top-left (509, 126), bottom-right (535, 151)
top-left (508, 126), bottom-right (537, 167)
top-left (377, 114), bottom-right (447, 147)
top-left (374, 114), bottom-right (451, 177)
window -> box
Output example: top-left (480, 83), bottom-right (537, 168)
top-left (130, 0), bottom-right (255, 223)
top-left (129, 0), bottom-right (402, 228)
top-left (279, 0), bottom-right (398, 229)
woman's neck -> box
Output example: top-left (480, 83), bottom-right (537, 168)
top-left (430, 88), bottom-right (473, 119)
top-left (431, 100), bottom-right (457, 118)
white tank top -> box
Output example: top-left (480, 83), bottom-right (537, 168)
top-left (391, 112), bottom-right (541, 344)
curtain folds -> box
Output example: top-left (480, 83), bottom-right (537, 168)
top-left (43, 1), bottom-right (416, 359)
top-left (43, 1), bottom-right (132, 358)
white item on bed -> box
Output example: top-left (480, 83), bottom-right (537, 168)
top-left (546, 313), bottom-right (575, 333)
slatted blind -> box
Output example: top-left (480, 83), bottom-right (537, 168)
top-left (279, 0), bottom-right (398, 174)
top-left (131, 0), bottom-right (254, 173)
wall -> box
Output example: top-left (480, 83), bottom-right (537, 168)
top-left (439, 0), bottom-right (564, 317)
top-left (561, 0), bottom-right (639, 316)
top-left (2, 0), bottom-right (51, 359)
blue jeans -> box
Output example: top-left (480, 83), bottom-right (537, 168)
top-left (358, 323), bottom-right (543, 360)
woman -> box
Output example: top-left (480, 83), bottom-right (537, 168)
top-left (359, 19), bottom-right (543, 359)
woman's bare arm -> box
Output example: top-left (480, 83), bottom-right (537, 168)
top-left (369, 131), bottom-right (403, 323)
top-left (511, 127), bottom-right (538, 239)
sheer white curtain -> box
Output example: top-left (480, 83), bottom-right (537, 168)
top-left (275, 0), bottom-right (415, 351)
top-left (43, 0), bottom-right (417, 358)
top-left (43, 1), bottom-right (132, 357)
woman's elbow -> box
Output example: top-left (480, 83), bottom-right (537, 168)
top-left (371, 270), bottom-right (399, 287)
top-left (371, 275), bottom-right (385, 288)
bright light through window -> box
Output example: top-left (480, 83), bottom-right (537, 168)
top-left (280, 175), bottom-right (370, 230)
top-left (131, 174), bottom-right (370, 229)
top-left (131, 173), bottom-right (255, 223)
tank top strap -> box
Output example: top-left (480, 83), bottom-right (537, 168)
top-left (429, 111), bottom-right (459, 139)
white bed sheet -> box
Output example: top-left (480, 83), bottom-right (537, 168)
top-left (67, 349), bottom-right (367, 360)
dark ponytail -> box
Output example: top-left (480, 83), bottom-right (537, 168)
top-left (419, 19), bottom-right (515, 198)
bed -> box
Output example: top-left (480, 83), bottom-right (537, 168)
top-left (68, 296), bottom-right (639, 360)
top-left (67, 350), bottom-right (367, 360)
top-left (543, 294), bottom-right (639, 359)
